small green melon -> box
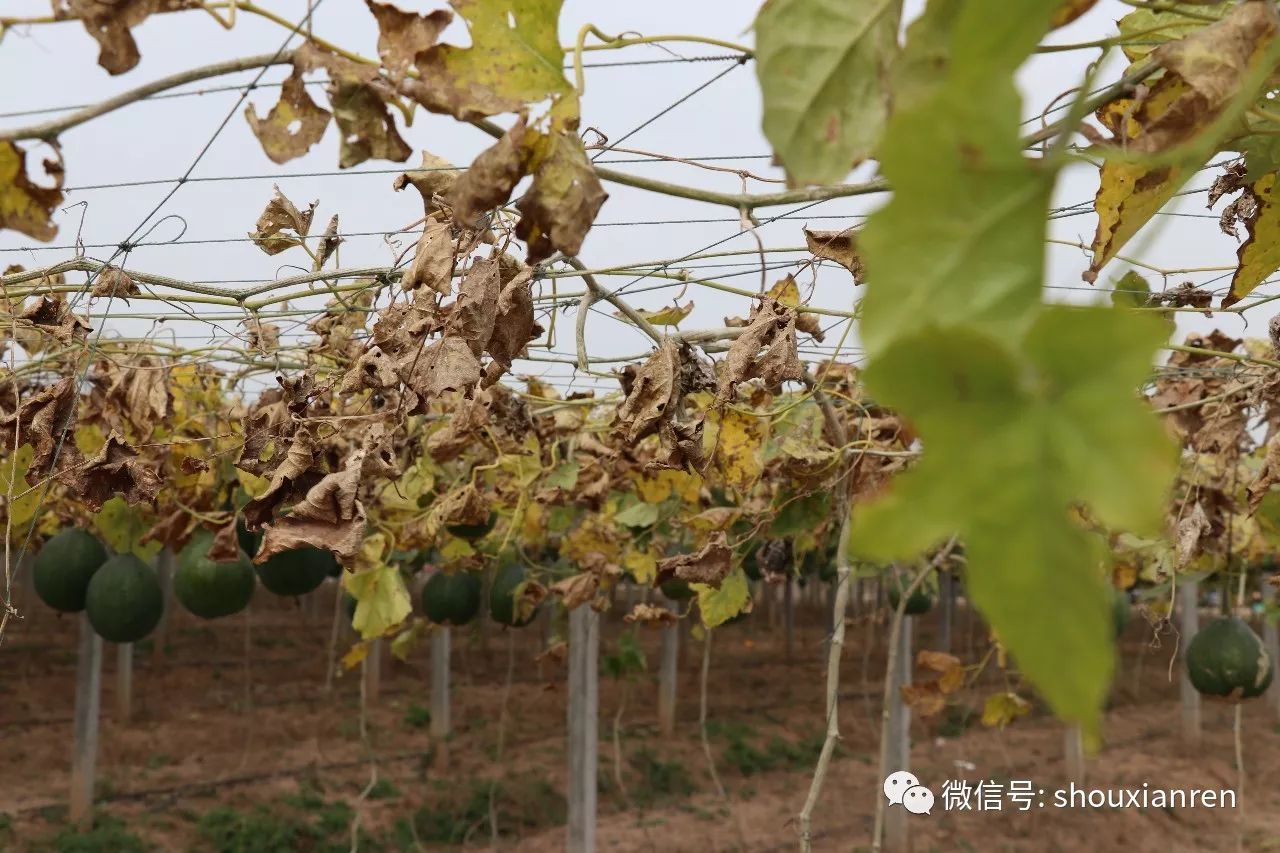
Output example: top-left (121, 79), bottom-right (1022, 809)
top-left (32, 529), bottom-right (108, 613)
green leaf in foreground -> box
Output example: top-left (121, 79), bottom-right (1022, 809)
top-left (850, 307), bottom-right (1176, 730)
top-left (754, 0), bottom-right (902, 186)
top-left (856, 0), bottom-right (1058, 359)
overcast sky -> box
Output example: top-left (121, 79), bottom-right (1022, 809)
top-left (0, 1), bottom-right (1258, 399)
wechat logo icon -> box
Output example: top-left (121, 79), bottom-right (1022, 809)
top-left (884, 771), bottom-right (934, 816)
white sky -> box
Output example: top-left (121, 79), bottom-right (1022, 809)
top-left (0, 1), bottom-right (1260, 399)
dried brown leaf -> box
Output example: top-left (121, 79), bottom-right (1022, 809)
top-left (624, 602), bottom-right (679, 627)
top-left (654, 532), bottom-right (732, 588)
top-left (515, 130), bottom-right (607, 263)
top-left (249, 186), bottom-right (317, 255)
top-left (449, 118), bottom-right (528, 225)
top-left (400, 218), bottom-right (455, 293)
top-left (0, 141), bottom-right (64, 242)
top-left (245, 66), bottom-right (332, 165)
top-left (803, 228), bottom-right (865, 282)
top-left (256, 449), bottom-right (368, 568)
top-left (365, 0), bottom-right (451, 79)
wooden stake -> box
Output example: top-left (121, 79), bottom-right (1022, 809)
top-left (430, 627), bottom-right (451, 741)
top-left (658, 600), bottom-right (679, 737)
top-left (567, 606), bottom-right (599, 853)
top-left (1178, 579), bottom-right (1201, 746)
top-left (70, 613), bottom-right (102, 828)
top-left (884, 615), bottom-right (912, 853)
top-left (1064, 724), bottom-right (1085, 785)
top-left (115, 643), bottom-right (132, 724)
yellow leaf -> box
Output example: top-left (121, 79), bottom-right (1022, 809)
top-left (91, 497), bottom-right (161, 561)
top-left (693, 568), bottom-right (751, 628)
top-left (1112, 561), bottom-right (1138, 590)
top-left (766, 275), bottom-right (801, 308)
top-left (0, 444), bottom-right (39, 532)
top-left (1088, 77), bottom-right (1195, 278)
top-left (981, 692), bottom-right (1031, 728)
top-left (712, 408), bottom-right (766, 491)
top-left (236, 468), bottom-right (270, 499)
top-left (439, 537), bottom-right (475, 561)
top-left (617, 301), bottom-right (694, 327)
top-left (632, 468), bottom-right (701, 505)
top-left (390, 619), bottom-right (430, 662)
top-left (623, 547), bottom-right (659, 585)
top-left (341, 641), bottom-right (368, 670)
top-left (342, 534), bottom-right (411, 639)
top-left (74, 424), bottom-right (107, 457)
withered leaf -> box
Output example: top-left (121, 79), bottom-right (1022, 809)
top-left (402, 335), bottom-right (482, 408)
top-left (1249, 433), bottom-right (1280, 514)
top-left (515, 130), bottom-right (607, 263)
top-left (714, 299), bottom-right (804, 404)
top-left (427, 391), bottom-right (491, 462)
top-left (329, 80), bottom-right (413, 169)
top-left (245, 66), bottom-right (332, 165)
top-left (444, 258), bottom-right (501, 356)
top-left (624, 602), bottom-right (679, 627)
top-left (249, 186), bottom-right (317, 255)
top-left (242, 423), bottom-right (318, 529)
top-left (437, 482), bottom-right (489, 527)
top-left (91, 266), bottom-right (139, 301)
top-left (208, 517), bottom-right (244, 562)
top-left (804, 228), bottom-right (865, 283)
top-left (0, 376), bottom-right (79, 483)
top-left (615, 340), bottom-right (680, 444)
top-left (449, 118), bottom-right (528, 226)
top-left (366, 0), bottom-right (451, 79)
top-left (400, 218), bottom-right (455, 293)
top-left (53, 0), bottom-right (199, 75)
top-left (293, 42), bottom-right (413, 169)
top-left (1175, 502), bottom-right (1211, 569)
top-left (900, 683), bottom-right (948, 718)
top-left (71, 432), bottom-right (162, 511)
top-left (341, 345), bottom-right (400, 395)
top-left (550, 571), bottom-right (599, 611)
top-left (315, 214), bottom-right (343, 269)
top-left (654, 532), bottom-right (732, 589)
top-left (245, 319), bottom-right (281, 355)
top-left (140, 509), bottom-right (198, 551)
top-left (256, 449), bottom-right (368, 568)
top-left (395, 150), bottom-right (462, 216)
top-left (482, 265), bottom-right (541, 385)
top-left (0, 141), bottom-right (64, 242)
top-left (18, 294), bottom-right (92, 351)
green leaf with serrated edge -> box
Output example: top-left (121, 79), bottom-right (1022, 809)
top-left (92, 497), bottom-right (162, 562)
top-left (406, 0), bottom-right (572, 122)
top-left (754, 0), bottom-right (902, 186)
top-left (694, 568), bottom-right (751, 629)
top-left (344, 561), bottom-right (412, 639)
top-left (769, 490), bottom-right (829, 539)
top-left (857, 0), bottom-right (1059, 359)
top-left (545, 461), bottom-right (579, 491)
top-left (850, 307), bottom-right (1176, 729)
top-left (1115, 2), bottom-right (1228, 63)
top-left (1110, 270), bottom-right (1152, 309)
top-left (615, 501), bottom-right (659, 529)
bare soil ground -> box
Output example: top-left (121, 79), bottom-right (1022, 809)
top-left (2, 581), bottom-right (1279, 852)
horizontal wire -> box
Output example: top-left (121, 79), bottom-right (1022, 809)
top-left (61, 153), bottom-right (777, 193)
top-left (0, 54), bottom-right (747, 121)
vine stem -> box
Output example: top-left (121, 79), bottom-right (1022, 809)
top-left (0, 51), bottom-right (297, 142)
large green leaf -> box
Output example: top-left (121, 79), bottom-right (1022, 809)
top-left (850, 307), bottom-right (1176, 728)
top-left (754, 0), bottom-right (902, 186)
top-left (857, 1), bottom-right (1059, 359)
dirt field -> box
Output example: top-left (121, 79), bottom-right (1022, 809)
top-left (3, 581), bottom-right (1279, 852)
